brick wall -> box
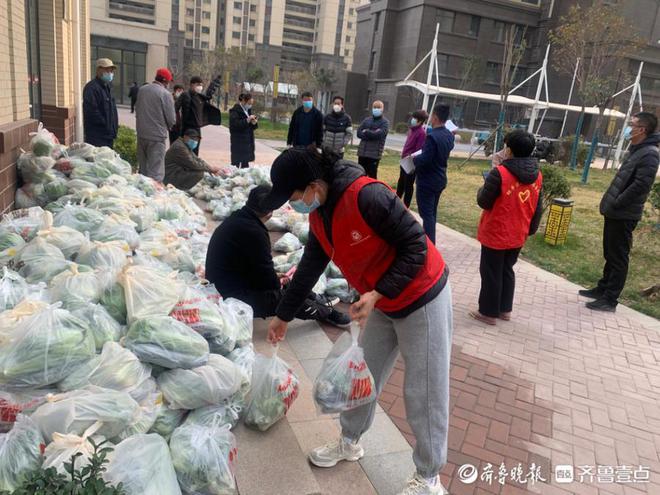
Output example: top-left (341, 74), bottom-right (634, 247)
top-left (41, 105), bottom-right (76, 145)
top-left (0, 119), bottom-right (38, 215)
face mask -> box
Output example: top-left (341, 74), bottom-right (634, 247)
top-left (623, 126), bottom-right (632, 139)
top-left (333, 104), bottom-right (342, 113)
top-left (290, 187), bottom-right (320, 214)
top-left (425, 124), bottom-right (433, 134)
top-left (195, 85), bottom-right (204, 94)
top-left (100, 72), bottom-right (114, 83)
top-left (185, 139), bottom-right (199, 151)
top-left (175, 91), bottom-right (183, 98)
top-left (372, 108), bottom-right (383, 118)
top-left (244, 103), bottom-right (252, 110)
top-left (410, 118), bottom-right (418, 126)
top-left (303, 100), bottom-right (313, 110)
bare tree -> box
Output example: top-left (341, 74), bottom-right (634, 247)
top-left (456, 55), bottom-right (486, 127)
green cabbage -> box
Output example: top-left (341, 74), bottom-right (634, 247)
top-left (148, 405), bottom-right (186, 440)
top-left (72, 302), bottom-right (123, 350)
top-left (53, 204), bottom-right (105, 233)
top-left (100, 282), bottom-right (127, 325)
top-left (0, 415), bottom-right (44, 492)
top-left (49, 263), bottom-right (102, 310)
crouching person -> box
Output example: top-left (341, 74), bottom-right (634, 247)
top-left (263, 148), bottom-right (453, 495)
top-left (205, 185), bottom-right (350, 328)
top-left (164, 128), bottom-right (221, 190)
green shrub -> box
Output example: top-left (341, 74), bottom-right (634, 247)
top-left (559, 135), bottom-right (588, 168)
top-left (113, 126), bottom-right (137, 173)
top-left (540, 164), bottom-right (572, 211)
top-left (394, 122), bottom-right (409, 134)
top-left (650, 182), bottom-right (660, 223)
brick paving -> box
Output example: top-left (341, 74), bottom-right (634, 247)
top-left (321, 224), bottom-right (660, 495)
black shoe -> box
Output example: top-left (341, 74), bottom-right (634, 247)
top-left (586, 298), bottom-right (617, 312)
top-left (321, 309), bottom-right (352, 329)
top-left (578, 287), bottom-right (603, 299)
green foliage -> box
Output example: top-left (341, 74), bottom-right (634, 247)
top-left (112, 126), bottom-right (137, 172)
top-left (1, 439), bottom-right (124, 495)
top-left (650, 182), bottom-right (660, 223)
top-left (559, 135), bottom-right (588, 168)
top-left (540, 164), bottom-right (572, 211)
top-left (394, 122), bottom-right (409, 134)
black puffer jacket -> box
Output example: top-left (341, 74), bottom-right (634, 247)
top-left (275, 160), bottom-right (448, 322)
top-left (600, 133), bottom-right (660, 221)
top-left (477, 157), bottom-right (543, 236)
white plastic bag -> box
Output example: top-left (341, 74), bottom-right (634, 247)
top-left (0, 206), bottom-right (52, 241)
top-left (0, 389), bottom-right (54, 432)
top-left (0, 414), bottom-right (44, 492)
top-left (103, 434), bottom-right (182, 495)
top-left (274, 232), bottom-right (302, 253)
top-left (222, 298), bottom-right (253, 348)
top-left (37, 223), bottom-right (87, 259)
top-left (227, 343), bottom-right (256, 381)
top-left (148, 405), bottom-right (186, 440)
top-left (118, 265), bottom-right (185, 324)
top-left (313, 326), bottom-right (377, 414)
top-left (71, 302), bottom-right (123, 350)
top-left (0, 268), bottom-right (29, 311)
top-left (49, 263), bottom-right (102, 310)
top-left (14, 236), bottom-right (70, 283)
top-left (42, 422), bottom-right (106, 474)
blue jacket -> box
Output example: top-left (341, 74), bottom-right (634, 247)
top-left (83, 77), bottom-right (118, 145)
top-left (413, 126), bottom-right (454, 192)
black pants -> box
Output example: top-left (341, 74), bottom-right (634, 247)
top-left (358, 156), bottom-right (380, 179)
top-left (416, 187), bottom-right (442, 244)
top-left (130, 99), bottom-right (136, 113)
top-left (478, 245), bottom-right (521, 318)
top-left (229, 288), bottom-right (330, 320)
top-left (232, 162), bottom-right (250, 169)
top-left (396, 167), bottom-right (416, 208)
top-left (596, 217), bottom-right (638, 304)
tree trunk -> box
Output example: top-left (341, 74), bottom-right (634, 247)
top-left (570, 108), bottom-right (585, 170)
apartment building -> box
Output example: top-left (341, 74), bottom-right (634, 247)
top-left (169, 0), bottom-right (219, 76)
top-left (90, 0), bottom-right (171, 104)
top-left (1, 0), bottom-right (90, 213)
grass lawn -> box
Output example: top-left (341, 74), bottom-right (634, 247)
top-left (343, 147), bottom-right (660, 319)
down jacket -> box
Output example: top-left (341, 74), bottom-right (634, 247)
top-left (322, 111), bottom-right (353, 153)
top-left (600, 133), bottom-right (660, 221)
top-left (357, 115), bottom-right (389, 159)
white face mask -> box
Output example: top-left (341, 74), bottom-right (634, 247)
top-left (333, 104), bottom-right (342, 113)
top-left (175, 91), bottom-right (183, 98)
top-left (194, 85), bottom-right (204, 94)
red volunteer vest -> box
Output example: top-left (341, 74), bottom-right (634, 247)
top-left (477, 165), bottom-right (542, 250)
top-left (310, 176), bottom-right (446, 312)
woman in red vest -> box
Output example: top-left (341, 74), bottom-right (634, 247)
top-left (262, 148), bottom-right (452, 495)
top-left (471, 130), bottom-right (543, 325)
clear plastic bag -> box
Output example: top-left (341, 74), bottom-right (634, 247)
top-left (17, 153), bottom-right (56, 183)
top-left (15, 182), bottom-right (48, 208)
top-left (103, 434), bottom-right (182, 495)
top-left (265, 217), bottom-right (288, 232)
top-left (100, 281), bottom-right (127, 325)
top-left (227, 343), bottom-right (256, 382)
top-left (184, 399), bottom-right (243, 430)
top-left (0, 206), bottom-right (52, 242)
top-left (244, 346), bottom-right (300, 431)
top-left (14, 236), bottom-right (70, 284)
top-left (124, 316), bottom-right (210, 369)
top-left (0, 389), bottom-right (53, 432)
top-left (274, 232), bottom-right (302, 253)
top-left (29, 123), bottom-right (58, 157)
top-left (0, 414), bottom-right (44, 492)
top-left (221, 298), bottom-right (253, 348)
top-left (170, 286), bottom-right (233, 349)
top-left (71, 161), bottom-right (113, 185)
top-left (57, 341), bottom-right (151, 393)
top-left (291, 221), bottom-right (310, 244)
top-left (0, 228), bottom-right (26, 265)
top-left (148, 405), bottom-right (186, 440)
top-left (37, 223), bottom-right (87, 259)
top-left (0, 299), bottom-right (49, 345)
top-left (42, 422), bottom-right (106, 474)
top-left (91, 216), bottom-right (140, 250)
top-left (313, 327), bottom-right (377, 414)
top-left (158, 354), bottom-right (244, 410)
top-left (77, 239), bottom-right (130, 275)
top-left (0, 303), bottom-right (96, 388)
top-left (170, 422), bottom-right (238, 495)
top-left (119, 265), bottom-right (184, 324)
top-left (53, 203), bottom-right (105, 233)
top-left (112, 391), bottom-right (162, 442)
top-left (71, 302), bottom-right (122, 350)
top-left (325, 278), bottom-right (349, 298)
top-left (129, 205), bottom-right (157, 232)
top-left (0, 268), bottom-right (29, 312)
top-left (49, 263), bottom-right (102, 310)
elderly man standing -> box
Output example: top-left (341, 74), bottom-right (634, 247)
top-left (135, 68), bottom-right (177, 182)
top-left (83, 58), bottom-right (119, 148)
top-left (357, 100), bottom-right (389, 179)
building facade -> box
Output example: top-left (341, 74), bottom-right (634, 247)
top-left (1, 0), bottom-right (89, 214)
top-left (90, 0), bottom-right (171, 105)
top-left (353, 0), bottom-right (660, 134)
top-left (168, 0), bottom-right (219, 77)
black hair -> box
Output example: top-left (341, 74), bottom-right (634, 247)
top-left (190, 76), bottom-right (203, 85)
top-left (432, 103), bottom-right (450, 122)
top-left (155, 75), bottom-right (168, 83)
top-left (247, 185), bottom-right (273, 216)
top-left (301, 91), bottom-right (313, 99)
top-left (505, 129), bottom-right (536, 158)
top-left (239, 92), bottom-right (253, 102)
top-left (412, 109), bottom-right (429, 123)
top-left (332, 96), bottom-right (344, 104)
top-left (173, 84), bottom-right (184, 91)
top-left (634, 111), bottom-right (658, 135)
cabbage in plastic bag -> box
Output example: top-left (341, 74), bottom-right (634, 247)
top-left (17, 153), bottom-right (55, 183)
top-left (91, 217), bottom-right (140, 250)
top-left (291, 221), bottom-right (310, 244)
top-left (15, 183), bottom-right (48, 208)
top-left (66, 178), bottom-right (98, 194)
top-left (72, 302), bottom-right (123, 350)
top-left (184, 400), bottom-right (243, 430)
top-left (77, 239), bottom-right (130, 275)
top-left (0, 229), bottom-right (25, 265)
top-left (220, 298), bottom-right (253, 349)
top-left (14, 237), bottom-right (70, 284)
top-left (170, 422), bottom-right (238, 495)
top-left (54, 204), bottom-right (105, 233)
top-left (42, 423), bottom-right (107, 475)
top-left (0, 304), bottom-right (96, 388)
top-left (0, 268), bottom-right (29, 312)
top-left (71, 162), bottom-right (113, 185)
top-left (49, 263), bottom-right (102, 310)
top-left (37, 224), bottom-right (87, 259)
top-left (44, 178), bottom-right (69, 201)
top-left (0, 207), bottom-right (52, 242)
top-left (265, 217), bottom-right (287, 232)
top-left (148, 405), bottom-right (186, 440)
top-left (29, 124), bottom-right (57, 157)
top-left (0, 415), bottom-right (44, 492)
top-left (100, 282), bottom-right (127, 325)
top-left (118, 265), bottom-right (184, 324)
top-left (124, 316), bottom-right (210, 369)
top-left (227, 343), bottom-right (256, 382)
top-left (129, 205), bottom-right (157, 232)
top-left (112, 391), bottom-right (162, 442)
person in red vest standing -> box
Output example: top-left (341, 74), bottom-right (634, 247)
top-left (470, 130), bottom-right (543, 325)
top-left (262, 148), bottom-right (452, 495)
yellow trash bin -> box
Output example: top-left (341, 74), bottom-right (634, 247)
top-left (544, 198), bottom-right (574, 246)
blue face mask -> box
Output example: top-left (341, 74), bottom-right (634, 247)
top-left (410, 118), bottom-right (418, 126)
top-left (372, 108), bottom-right (383, 118)
top-left (425, 124), bottom-right (433, 134)
top-left (303, 100), bottom-right (313, 110)
top-left (100, 72), bottom-right (114, 83)
top-left (623, 126), bottom-right (632, 139)
top-left (290, 187), bottom-right (320, 214)
top-left (185, 138), bottom-right (199, 151)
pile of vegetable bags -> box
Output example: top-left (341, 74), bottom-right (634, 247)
top-left (0, 128), bottom-right (294, 495)
top-left (189, 167), bottom-right (359, 304)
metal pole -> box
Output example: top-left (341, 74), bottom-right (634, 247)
top-left (559, 57), bottom-right (579, 138)
top-left (614, 62), bottom-right (643, 166)
top-left (72, 0), bottom-right (84, 142)
top-left (528, 45), bottom-right (550, 133)
top-left (422, 23), bottom-right (440, 113)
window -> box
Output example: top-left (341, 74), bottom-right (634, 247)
top-left (201, 41), bottom-right (209, 49)
top-left (344, 49), bottom-right (350, 56)
top-left (349, 8), bottom-right (354, 14)
top-left (369, 50), bottom-right (376, 71)
top-left (436, 9), bottom-right (454, 33)
top-left (514, 24), bottom-right (526, 46)
top-left (186, 23), bottom-right (194, 31)
top-left (248, 34), bottom-right (255, 41)
top-left (202, 26), bottom-right (210, 33)
top-left (346, 35), bottom-right (351, 42)
top-left (186, 8), bottom-right (194, 16)
top-left (233, 16), bottom-right (241, 23)
top-left (468, 16), bottom-right (480, 37)
top-left (234, 1), bottom-right (241, 8)
top-left (202, 11), bottom-right (211, 19)
top-left (249, 19), bottom-right (256, 26)
top-left (232, 31), bottom-right (241, 39)
top-left (486, 62), bottom-right (499, 83)
top-left (493, 21), bottom-right (506, 42)
top-left (437, 53), bottom-right (449, 74)
top-left (250, 4), bottom-right (256, 11)
top-left (347, 22), bottom-right (353, 29)
top-left (185, 39), bottom-right (193, 47)
top-left (203, 0), bottom-right (210, 4)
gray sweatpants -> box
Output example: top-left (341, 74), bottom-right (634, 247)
top-left (340, 283), bottom-right (453, 478)
top-left (137, 137), bottom-right (167, 182)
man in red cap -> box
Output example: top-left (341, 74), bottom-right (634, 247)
top-left (135, 68), bottom-right (177, 182)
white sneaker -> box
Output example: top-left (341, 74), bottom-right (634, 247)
top-left (308, 437), bottom-right (364, 468)
top-left (397, 473), bottom-right (447, 495)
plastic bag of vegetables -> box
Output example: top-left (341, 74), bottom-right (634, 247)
top-left (44, 178), bottom-right (69, 201)
top-left (313, 326), bottom-right (376, 414)
top-left (325, 278), bottom-right (349, 298)
top-left (291, 221), bottom-right (310, 244)
top-left (77, 238), bottom-right (130, 275)
top-left (72, 302), bottom-right (123, 350)
top-left (1, 206), bottom-right (53, 241)
top-left (29, 124), bottom-right (58, 156)
top-left (244, 347), bottom-right (299, 431)
top-left (158, 354), bottom-right (244, 410)
top-left (148, 405), bottom-right (186, 440)
top-left (124, 316), bottom-right (210, 369)
top-left (71, 161), bottom-right (113, 185)
top-left (265, 217), bottom-right (287, 232)
top-left (0, 303), bottom-right (96, 388)
top-left (0, 300), bottom-right (48, 345)
top-left (112, 391), bottom-right (162, 442)
top-left (0, 268), bottom-right (29, 312)
top-left (100, 281), bottom-right (127, 324)
top-left (0, 414), bottom-right (44, 492)
top-left (42, 422), bottom-right (106, 475)
top-left (103, 434), bottom-right (182, 495)
top-left (15, 182), bottom-right (48, 208)
top-left (95, 155), bottom-right (132, 176)
top-left (170, 422), bottom-right (238, 495)
top-left (37, 223), bottom-right (87, 259)
top-left (312, 273), bottom-right (327, 295)
top-left (227, 343), bottom-right (256, 381)
top-left (53, 203), bottom-right (105, 233)
top-left (66, 178), bottom-right (98, 194)
top-left (129, 205), bottom-right (157, 232)
top-left (0, 229), bottom-right (26, 265)
top-left (0, 389), bottom-right (53, 432)
top-left (66, 141), bottom-right (96, 160)
top-left (118, 265), bottom-right (185, 324)
top-left (49, 263), bottom-right (102, 310)
top-left (30, 386), bottom-right (141, 443)
top-left (91, 217), bottom-right (140, 250)
top-left (17, 152), bottom-right (55, 183)
top-left (14, 236), bottom-right (70, 283)
top-left (58, 342), bottom-right (151, 393)
top-left (184, 400), bottom-right (243, 430)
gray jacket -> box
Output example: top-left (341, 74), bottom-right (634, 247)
top-left (357, 115), bottom-right (389, 159)
top-left (135, 82), bottom-right (176, 141)
top-left (164, 138), bottom-right (210, 190)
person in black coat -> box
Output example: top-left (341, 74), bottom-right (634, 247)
top-left (128, 82), bottom-right (139, 113)
top-left (176, 75), bottom-right (222, 155)
top-left (229, 93), bottom-right (258, 168)
top-left (205, 186), bottom-right (350, 327)
top-left (580, 112), bottom-right (660, 312)
top-left (83, 58), bottom-right (119, 148)
top-left (287, 91), bottom-right (323, 150)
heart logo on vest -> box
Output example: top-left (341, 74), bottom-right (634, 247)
top-left (518, 190), bottom-right (531, 203)
top-left (351, 230), bottom-right (363, 242)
